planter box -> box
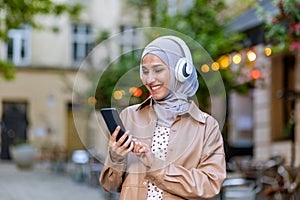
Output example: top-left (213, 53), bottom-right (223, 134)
top-left (10, 144), bottom-right (37, 169)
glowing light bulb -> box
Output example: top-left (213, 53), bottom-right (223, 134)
top-left (211, 62), bottom-right (220, 71)
top-left (201, 64), bottom-right (210, 73)
top-left (87, 97), bottom-right (97, 105)
top-left (247, 50), bottom-right (256, 62)
top-left (219, 55), bottom-right (230, 69)
top-left (232, 53), bottom-right (242, 64)
top-left (113, 90), bottom-right (123, 100)
top-left (264, 47), bottom-right (272, 56)
top-left (251, 69), bottom-right (261, 80)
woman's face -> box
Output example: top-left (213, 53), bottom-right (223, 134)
top-left (141, 54), bottom-right (170, 100)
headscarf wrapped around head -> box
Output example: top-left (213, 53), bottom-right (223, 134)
top-left (140, 36), bottom-right (199, 127)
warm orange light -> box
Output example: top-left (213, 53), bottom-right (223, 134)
top-left (247, 50), bottom-right (256, 62)
top-left (87, 97), bottom-right (97, 105)
top-left (251, 69), bottom-right (261, 80)
top-left (129, 87), bottom-right (142, 97)
top-left (113, 90), bottom-right (123, 100)
top-left (211, 62), bottom-right (220, 71)
top-left (129, 87), bottom-right (136, 94)
top-left (133, 88), bottom-right (142, 97)
top-left (264, 47), bottom-right (272, 56)
top-left (232, 53), bottom-right (242, 64)
top-left (218, 55), bottom-right (230, 69)
top-left (201, 64), bottom-right (210, 73)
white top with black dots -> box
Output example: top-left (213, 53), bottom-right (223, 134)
top-left (147, 125), bottom-right (170, 200)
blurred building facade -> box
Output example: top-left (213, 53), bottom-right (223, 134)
top-left (0, 0), bottom-right (299, 167)
top-left (0, 0), bottom-right (147, 161)
top-left (228, 0), bottom-right (300, 166)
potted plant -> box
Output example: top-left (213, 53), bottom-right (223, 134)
top-left (10, 140), bottom-right (37, 169)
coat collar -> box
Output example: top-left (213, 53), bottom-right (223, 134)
top-left (136, 96), bottom-right (207, 124)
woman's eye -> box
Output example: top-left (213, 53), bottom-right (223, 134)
top-left (142, 70), bottom-right (149, 75)
top-left (155, 69), bottom-right (163, 73)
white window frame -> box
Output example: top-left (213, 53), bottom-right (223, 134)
top-left (120, 25), bottom-right (138, 55)
top-left (71, 24), bottom-right (94, 65)
top-left (6, 26), bottom-right (31, 66)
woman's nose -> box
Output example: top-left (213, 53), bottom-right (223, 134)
top-left (146, 73), bottom-right (155, 83)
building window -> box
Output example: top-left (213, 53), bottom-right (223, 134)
top-left (71, 24), bottom-right (94, 64)
top-left (229, 92), bottom-right (253, 148)
top-left (6, 26), bottom-right (31, 66)
top-left (120, 25), bottom-right (138, 55)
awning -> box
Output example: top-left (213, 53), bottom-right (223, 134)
top-left (230, 0), bottom-right (279, 32)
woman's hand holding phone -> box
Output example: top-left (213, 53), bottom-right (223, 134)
top-left (109, 126), bottom-right (134, 163)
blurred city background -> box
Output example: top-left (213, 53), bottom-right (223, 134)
top-left (0, 0), bottom-right (300, 199)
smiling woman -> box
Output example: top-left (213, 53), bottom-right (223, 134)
top-left (99, 35), bottom-right (226, 200)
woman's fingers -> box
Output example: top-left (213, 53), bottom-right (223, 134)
top-left (138, 146), bottom-right (147, 153)
top-left (110, 126), bottom-right (120, 143)
top-left (116, 131), bottom-right (129, 147)
top-left (108, 127), bottom-right (135, 162)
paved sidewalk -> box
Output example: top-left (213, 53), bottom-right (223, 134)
top-left (0, 161), bottom-right (115, 200)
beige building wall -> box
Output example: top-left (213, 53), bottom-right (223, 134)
top-left (0, 0), bottom-right (145, 161)
top-left (31, 15), bottom-right (71, 68)
top-left (0, 70), bottom-right (72, 151)
top-left (31, 0), bottom-right (124, 68)
top-left (0, 68), bottom-right (109, 160)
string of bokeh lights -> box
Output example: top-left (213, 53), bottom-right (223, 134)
top-left (87, 46), bottom-right (272, 104)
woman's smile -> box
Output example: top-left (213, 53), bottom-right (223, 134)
top-left (150, 84), bottom-right (162, 92)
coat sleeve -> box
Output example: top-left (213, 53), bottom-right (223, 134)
top-left (99, 108), bottom-right (132, 192)
top-left (145, 117), bottom-right (226, 199)
top-left (99, 152), bottom-right (127, 192)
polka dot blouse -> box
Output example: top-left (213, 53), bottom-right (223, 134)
top-left (147, 124), bottom-right (170, 200)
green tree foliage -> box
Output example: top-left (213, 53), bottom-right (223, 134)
top-left (96, 0), bottom-right (250, 112)
top-left (0, 0), bottom-right (83, 80)
top-left (127, 0), bottom-right (245, 110)
top-left (156, 0), bottom-right (243, 59)
top-left (264, 0), bottom-right (300, 53)
top-left (0, 60), bottom-right (15, 80)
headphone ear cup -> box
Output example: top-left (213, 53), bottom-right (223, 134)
top-left (175, 58), bottom-right (193, 82)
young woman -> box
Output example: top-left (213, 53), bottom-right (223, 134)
top-left (100, 35), bottom-right (226, 199)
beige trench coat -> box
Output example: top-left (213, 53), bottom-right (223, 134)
top-left (100, 98), bottom-right (226, 199)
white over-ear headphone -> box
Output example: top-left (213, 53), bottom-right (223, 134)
top-left (175, 57), bottom-right (193, 82)
top-left (164, 36), bottom-right (194, 82)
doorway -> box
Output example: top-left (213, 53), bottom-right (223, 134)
top-left (1, 102), bottom-right (28, 160)
top-left (66, 103), bottom-right (85, 159)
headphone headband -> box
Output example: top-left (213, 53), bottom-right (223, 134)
top-left (160, 36), bottom-right (194, 82)
top-left (159, 36), bottom-right (193, 64)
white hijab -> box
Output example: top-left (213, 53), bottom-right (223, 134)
top-left (140, 36), bottom-right (199, 127)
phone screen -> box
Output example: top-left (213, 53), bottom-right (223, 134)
top-left (100, 108), bottom-right (127, 142)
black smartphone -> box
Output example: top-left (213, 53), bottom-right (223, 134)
top-left (100, 108), bottom-right (127, 143)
